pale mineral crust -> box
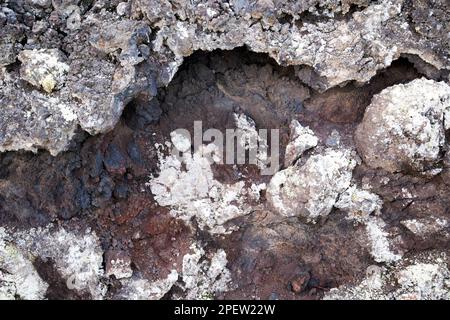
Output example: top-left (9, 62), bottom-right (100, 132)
top-left (267, 148), bottom-right (358, 221)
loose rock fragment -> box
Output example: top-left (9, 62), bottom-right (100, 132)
top-left (267, 148), bottom-right (357, 221)
top-left (18, 49), bottom-right (70, 93)
top-left (355, 78), bottom-right (450, 174)
top-left (335, 185), bottom-right (383, 223)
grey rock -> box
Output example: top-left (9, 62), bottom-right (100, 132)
top-left (18, 49), bottom-right (69, 93)
top-left (0, 0), bottom-right (449, 157)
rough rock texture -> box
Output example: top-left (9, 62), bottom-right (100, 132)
top-left (18, 48), bottom-right (69, 93)
top-left (149, 142), bottom-right (252, 234)
top-left (335, 185), bottom-right (383, 223)
top-left (0, 228), bottom-right (49, 300)
top-left (284, 119), bottom-right (318, 167)
top-left (325, 251), bottom-right (450, 300)
top-left (1, 0), bottom-right (450, 156)
top-left (175, 243), bottom-right (232, 299)
top-left (355, 78), bottom-right (450, 174)
top-left (267, 148), bottom-right (358, 221)
top-left (1, 0), bottom-right (450, 301)
top-left (2, 226), bottom-right (106, 299)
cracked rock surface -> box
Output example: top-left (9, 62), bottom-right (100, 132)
top-left (1, 0), bottom-right (450, 300)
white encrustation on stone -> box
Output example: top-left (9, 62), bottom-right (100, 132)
top-left (248, 183), bottom-right (267, 201)
top-left (395, 262), bottom-right (450, 300)
top-left (324, 265), bottom-right (388, 300)
top-left (355, 78), bottom-right (450, 174)
top-left (325, 252), bottom-right (450, 300)
top-left (233, 113), bottom-right (269, 171)
top-left (2, 0), bottom-right (450, 157)
top-left (284, 119), bottom-right (318, 167)
top-left (0, 228), bottom-right (49, 300)
top-left (170, 130), bottom-right (192, 153)
top-left (148, 138), bottom-right (253, 234)
top-left (105, 250), bottom-right (133, 280)
top-left (365, 217), bottom-right (402, 264)
top-left (177, 243), bottom-right (232, 300)
top-left (335, 185), bottom-right (383, 223)
top-left (116, 270), bottom-right (179, 300)
top-left (401, 217), bottom-right (448, 239)
top-left (266, 148), bottom-right (358, 222)
top-left (11, 226), bottom-right (106, 299)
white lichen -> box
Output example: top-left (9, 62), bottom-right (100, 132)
top-left (105, 251), bottom-right (133, 280)
top-left (11, 226), bottom-right (106, 299)
top-left (335, 185), bottom-right (383, 223)
top-left (395, 262), bottom-right (450, 300)
top-left (365, 217), bottom-right (402, 264)
top-left (117, 270), bottom-right (179, 300)
top-left (324, 265), bottom-right (388, 300)
top-left (233, 113), bottom-right (269, 170)
top-left (325, 252), bottom-right (450, 300)
top-left (0, 228), bottom-right (49, 300)
top-left (267, 148), bottom-right (358, 221)
top-left (177, 243), bottom-right (232, 300)
top-left (401, 217), bottom-right (448, 238)
top-left (148, 137), bottom-right (257, 234)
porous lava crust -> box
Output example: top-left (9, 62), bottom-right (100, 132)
top-left (1, 0), bottom-right (450, 300)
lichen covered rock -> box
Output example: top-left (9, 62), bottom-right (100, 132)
top-left (148, 139), bottom-right (255, 234)
top-left (1, 0), bottom-right (450, 301)
top-left (18, 49), bottom-right (69, 93)
top-left (325, 252), bottom-right (450, 300)
top-left (176, 243), bottom-right (232, 300)
top-left (267, 148), bottom-right (358, 221)
top-left (0, 228), bottom-right (49, 300)
top-left (335, 185), bottom-right (383, 223)
top-left (1, 0), bottom-right (450, 155)
top-left (116, 270), bottom-right (179, 300)
top-left (6, 226), bottom-right (106, 299)
top-left (355, 78), bottom-right (450, 174)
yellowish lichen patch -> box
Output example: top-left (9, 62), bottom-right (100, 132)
top-left (41, 74), bottom-right (56, 93)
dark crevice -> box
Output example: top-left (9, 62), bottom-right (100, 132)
top-left (303, 56), bottom-right (425, 125)
top-left (33, 257), bottom-right (92, 300)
